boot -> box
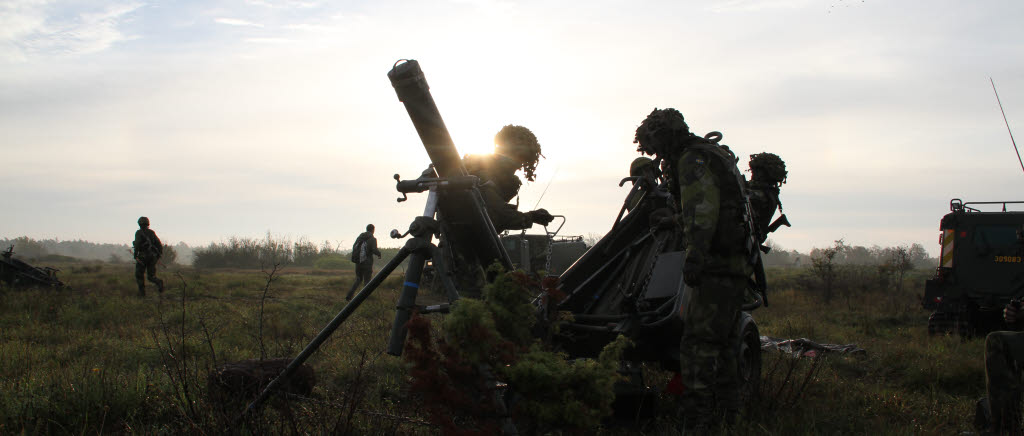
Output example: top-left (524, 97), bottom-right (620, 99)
top-left (137, 284), bottom-right (146, 297)
top-left (156, 279), bottom-right (165, 293)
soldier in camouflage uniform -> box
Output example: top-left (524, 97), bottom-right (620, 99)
top-left (463, 125), bottom-right (555, 232)
top-left (446, 125), bottom-right (555, 298)
top-left (133, 216), bottom-right (164, 296)
top-left (746, 153), bottom-right (787, 244)
top-left (977, 303), bottom-right (1024, 435)
top-left (634, 108), bottom-right (754, 432)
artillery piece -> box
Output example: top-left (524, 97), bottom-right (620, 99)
top-left (246, 60), bottom-right (768, 427)
top-left (0, 245), bottom-right (65, 289)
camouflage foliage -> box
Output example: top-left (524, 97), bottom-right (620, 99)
top-left (494, 125), bottom-right (543, 182)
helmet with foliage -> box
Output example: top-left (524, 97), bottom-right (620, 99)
top-left (138, 216), bottom-right (150, 227)
top-left (634, 108), bottom-right (690, 158)
top-left (494, 125), bottom-right (543, 182)
top-left (748, 152), bottom-right (787, 187)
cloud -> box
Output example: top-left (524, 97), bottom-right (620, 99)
top-left (707, 0), bottom-right (816, 12)
top-left (214, 17), bottom-right (264, 27)
top-left (0, 1), bottom-right (141, 62)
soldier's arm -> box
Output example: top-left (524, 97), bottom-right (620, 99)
top-left (480, 184), bottom-right (534, 232)
top-left (677, 149), bottom-right (720, 256)
top-left (370, 237), bottom-right (381, 257)
top-left (133, 230), bottom-right (142, 258)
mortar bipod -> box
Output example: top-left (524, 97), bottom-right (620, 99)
top-left (242, 182), bottom-right (460, 419)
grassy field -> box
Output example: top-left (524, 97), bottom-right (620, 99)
top-left (0, 262), bottom-right (985, 434)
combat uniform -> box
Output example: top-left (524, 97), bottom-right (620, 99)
top-left (133, 218), bottom-right (164, 296)
top-left (676, 140), bottom-right (754, 430)
top-left (464, 153), bottom-right (551, 233)
top-left (346, 230), bottom-right (381, 300)
top-left (984, 329), bottom-right (1024, 434)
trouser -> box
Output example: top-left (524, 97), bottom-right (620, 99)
top-left (986, 331), bottom-right (1024, 433)
top-left (135, 259), bottom-right (163, 295)
top-left (346, 263), bottom-right (373, 299)
top-left (679, 274), bottom-right (746, 430)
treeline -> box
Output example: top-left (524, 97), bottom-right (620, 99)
top-left (0, 236), bottom-right (193, 265)
top-left (766, 239), bottom-right (937, 306)
top-left (190, 234), bottom-right (404, 270)
top-left (762, 240), bottom-right (934, 270)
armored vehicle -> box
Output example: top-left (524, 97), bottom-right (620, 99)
top-left (421, 218), bottom-right (587, 293)
top-left (923, 199), bottom-right (1024, 336)
top-left (500, 218), bottom-right (588, 276)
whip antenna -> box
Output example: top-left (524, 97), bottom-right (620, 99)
top-left (532, 166), bottom-right (559, 210)
top-left (991, 77), bottom-right (1024, 175)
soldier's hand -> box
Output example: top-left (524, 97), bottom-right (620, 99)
top-left (648, 208), bottom-right (677, 230)
top-left (683, 250), bottom-right (704, 287)
top-left (529, 208), bottom-right (555, 226)
top-left (1006, 302), bottom-right (1021, 324)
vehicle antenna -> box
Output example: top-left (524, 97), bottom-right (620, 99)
top-left (991, 77), bottom-right (1024, 175)
top-left (532, 165), bottom-right (559, 210)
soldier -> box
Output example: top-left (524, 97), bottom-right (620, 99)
top-left (626, 156), bottom-right (661, 212)
top-left (463, 125), bottom-right (555, 232)
top-left (346, 224), bottom-right (381, 301)
top-left (633, 108), bottom-right (754, 432)
top-left (133, 216), bottom-right (164, 296)
top-left (976, 302), bottom-right (1024, 435)
top-left (746, 152), bottom-right (787, 244)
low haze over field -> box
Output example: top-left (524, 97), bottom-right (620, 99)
top-left (2, 0), bottom-right (1022, 256)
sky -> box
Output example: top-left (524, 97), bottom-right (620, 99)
top-left (2, 0), bottom-right (1023, 257)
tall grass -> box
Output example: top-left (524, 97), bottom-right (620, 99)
top-left (0, 259), bottom-right (986, 434)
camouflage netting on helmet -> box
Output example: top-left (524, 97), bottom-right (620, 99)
top-left (494, 125), bottom-right (543, 182)
top-left (633, 108), bottom-right (690, 157)
top-left (748, 152), bottom-right (787, 187)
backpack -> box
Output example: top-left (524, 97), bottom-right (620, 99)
top-left (351, 237), bottom-right (365, 263)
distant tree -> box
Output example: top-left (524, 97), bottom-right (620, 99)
top-left (885, 245), bottom-right (914, 293)
top-left (908, 243), bottom-right (933, 269)
top-left (811, 239), bottom-right (847, 302)
top-left (108, 253), bottom-right (124, 264)
top-left (162, 244), bottom-right (178, 265)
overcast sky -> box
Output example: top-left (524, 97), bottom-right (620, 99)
top-left (2, 0), bottom-right (1022, 256)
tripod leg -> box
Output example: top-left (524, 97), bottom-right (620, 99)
top-left (242, 245), bottom-right (413, 418)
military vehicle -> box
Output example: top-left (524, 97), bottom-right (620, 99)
top-left (0, 245), bottom-right (65, 289)
top-left (248, 60), bottom-right (779, 427)
top-left (923, 199), bottom-right (1024, 336)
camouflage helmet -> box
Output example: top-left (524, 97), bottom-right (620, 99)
top-left (629, 156), bottom-right (656, 177)
top-left (634, 108), bottom-right (690, 157)
top-left (138, 216), bottom-right (150, 227)
top-left (748, 152), bottom-right (788, 186)
top-left (494, 125), bottom-right (544, 181)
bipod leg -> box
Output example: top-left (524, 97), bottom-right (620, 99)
top-left (386, 236), bottom-right (435, 356)
top-left (241, 244), bottom-right (414, 420)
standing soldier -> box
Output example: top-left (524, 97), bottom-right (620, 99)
top-left (746, 152), bottom-right (788, 244)
top-left (133, 216), bottom-right (164, 296)
top-left (463, 125), bottom-right (555, 232)
top-left (634, 108), bottom-right (754, 432)
top-left (346, 224), bottom-right (381, 301)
